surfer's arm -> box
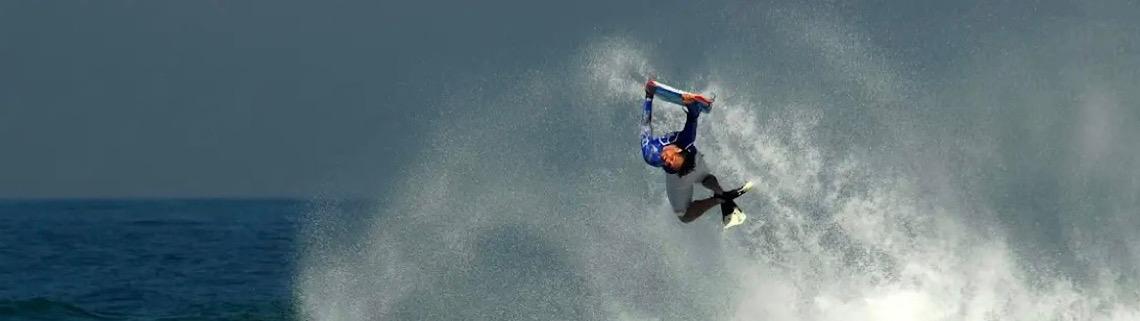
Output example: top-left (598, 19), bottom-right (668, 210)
top-left (673, 104), bottom-right (701, 147)
top-left (640, 98), bottom-right (653, 136)
top-left (640, 100), bottom-right (668, 168)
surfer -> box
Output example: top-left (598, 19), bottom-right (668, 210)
top-left (640, 79), bottom-right (751, 229)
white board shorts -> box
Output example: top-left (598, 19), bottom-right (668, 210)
top-left (665, 152), bottom-right (711, 215)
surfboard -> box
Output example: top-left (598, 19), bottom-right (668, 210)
top-left (648, 79), bottom-right (714, 113)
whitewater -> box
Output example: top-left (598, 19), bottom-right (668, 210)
top-left (297, 2), bottom-right (1140, 320)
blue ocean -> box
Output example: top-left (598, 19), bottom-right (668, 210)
top-left (0, 200), bottom-right (307, 321)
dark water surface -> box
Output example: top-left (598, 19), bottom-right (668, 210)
top-left (1, 200), bottom-right (306, 321)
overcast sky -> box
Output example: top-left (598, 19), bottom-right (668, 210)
top-left (0, 0), bottom-right (658, 198)
top-left (2, 0), bottom-right (1136, 198)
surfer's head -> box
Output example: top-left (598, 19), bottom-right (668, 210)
top-left (661, 145), bottom-right (685, 171)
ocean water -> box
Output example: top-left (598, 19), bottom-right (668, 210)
top-left (0, 199), bottom-right (306, 321)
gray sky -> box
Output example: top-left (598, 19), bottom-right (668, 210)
top-left (0, 0), bottom-right (652, 198)
top-left (2, 0), bottom-right (1137, 198)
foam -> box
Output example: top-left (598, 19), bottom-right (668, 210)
top-left (297, 4), bottom-right (1140, 320)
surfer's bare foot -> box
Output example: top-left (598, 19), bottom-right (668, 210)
top-left (721, 201), bottom-right (746, 229)
top-left (717, 181), bottom-right (754, 201)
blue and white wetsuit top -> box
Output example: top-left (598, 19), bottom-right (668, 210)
top-left (640, 98), bottom-right (700, 174)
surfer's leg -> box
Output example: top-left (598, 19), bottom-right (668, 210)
top-left (679, 197), bottom-right (723, 223)
top-left (690, 153), bottom-right (723, 194)
top-left (668, 152), bottom-right (728, 223)
top-left (680, 172), bottom-right (726, 223)
top-left (665, 173), bottom-right (693, 215)
top-left (674, 165), bottom-right (726, 223)
top-left (700, 175), bottom-right (726, 195)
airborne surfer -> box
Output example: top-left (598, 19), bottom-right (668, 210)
top-left (640, 79), bottom-right (752, 229)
